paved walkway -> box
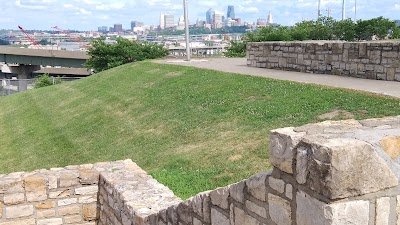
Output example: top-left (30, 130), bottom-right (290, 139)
top-left (155, 58), bottom-right (400, 98)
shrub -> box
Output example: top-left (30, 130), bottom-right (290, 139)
top-left (34, 74), bottom-right (62, 89)
top-left (85, 37), bottom-right (169, 72)
top-left (224, 41), bottom-right (246, 58)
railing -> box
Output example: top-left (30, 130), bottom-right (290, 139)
top-left (0, 77), bottom-right (81, 96)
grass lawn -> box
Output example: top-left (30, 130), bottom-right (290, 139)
top-left (0, 61), bottom-right (399, 199)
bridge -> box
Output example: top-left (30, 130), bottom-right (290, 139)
top-left (0, 46), bottom-right (89, 91)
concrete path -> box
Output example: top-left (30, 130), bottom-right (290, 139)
top-left (155, 58), bottom-right (400, 98)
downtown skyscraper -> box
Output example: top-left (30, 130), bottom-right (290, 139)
top-left (206, 8), bottom-right (215, 24)
top-left (227, 5), bottom-right (235, 19)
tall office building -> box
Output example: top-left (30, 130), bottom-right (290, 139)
top-left (131, 21), bottom-right (144, 31)
top-left (267, 11), bottom-right (273, 24)
top-left (213, 12), bottom-right (224, 28)
top-left (98, 26), bottom-right (108, 33)
top-left (227, 5), bottom-right (235, 19)
top-left (114, 24), bottom-right (123, 33)
top-left (164, 14), bottom-right (175, 28)
top-left (160, 13), bottom-right (165, 29)
top-left (206, 8), bottom-right (215, 24)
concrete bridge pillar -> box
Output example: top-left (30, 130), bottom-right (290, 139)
top-left (8, 65), bottom-right (40, 91)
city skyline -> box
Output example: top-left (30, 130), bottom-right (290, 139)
top-left (1, 0), bottom-right (400, 31)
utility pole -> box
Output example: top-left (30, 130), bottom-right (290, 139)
top-left (327, 8), bottom-right (332, 18)
top-left (354, 0), bottom-right (357, 21)
top-left (183, 0), bottom-right (191, 61)
top-left (342, 0), bottom-right (346, 20)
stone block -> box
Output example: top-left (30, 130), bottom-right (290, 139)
top-left (380, 136), bottom-right (400, 160)
top-left (246, 172), bottom-right (268, 201)
top-left (64, 215), bottom-right (82, 224)
top-left (58, 205), bottom-right (81, 216)
top-left (268, 194), bottom-right (291, 225)
top-left (4, 193), bottom-right (25, 205)
top-left (36, 209), bottom-right (56, 218)
top-left (268, 177), bottom-right (285, 194)
top-left (48, 175), bottom-right (58, 189)
top-left (0, 218), bottom-right (35, 225)
top-left (59, 172), bottom-right (79, 188)
top-left (376, 197), bottom-right (390, 225)
top-left (83, 203), bottom-right (98, 221)
top-left (75, 186), bottom-right (98, 195)
top-left (190, 194), bottom-right (203, 217)
top-left (229, 181), bottom-right (245, 203)
top-left (386, 68), bottom-right (396, 81)
top-left (79, 195), bottom-right (97, 204)
top-left (79, 169), bottom-right (100, 185)
top-left (210, 187), bottom-right (229, 209)
top-left (233, 207), bottom-right (260, 225)
top-left (36, 218), bottom-right (63, 225)
top-left (35, 201), bottom-right (55, 210)
top-left (49, 189), bottom-right (71, 199)
top-left (210, 208), bottom-right (229, 225)
top-left (0, 201), bottom-right (2, 218)
top-left (24, 175), bottom-right (46, 192)
top-left (58, 198), bottom-right (77, 206)
top-left (26, 190), bottom-right (47, 202)
top-left (382, 51), bottom-right (398, 58)
top-left (5, 205), bottom-right (34, 219)
top-left (296, 191), bottom-right (369, 225)
top-left (285, 184), bottom-right (293, 200)
top-left (270, 127), bottom-right (306, 174)
top-left (245, 200), bottom-right (267, 218)
top-left (193, 217), bottom-right (203, 225)
top-left (296, 138), bottom-right (398, 199)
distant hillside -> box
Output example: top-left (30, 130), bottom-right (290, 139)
top-left (1, 61), bottom-right (399, 198)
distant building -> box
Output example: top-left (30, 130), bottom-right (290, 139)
top-left (131, 21), bottom-right (144, 31)
top-left (160, 13), bottom-right (165, 29)
top-left (164, 14), bottom-right (175, 28)
top-left (109, 27), bottom-right (115, 32)
top-left (395, 20), bottom-right (400, 26)
top-left (227, 5), bottom-right (235, 19)
top-left (206, 8), bottom-right (215, 24)
top-left (267, 11), bottom-right (273, 25)
top-left (196, 19), bottom-right (205, 28)
top-left (114, 24), bottom-right (123, 33)
top-left (177, 16), bottom-right (185, 30)
top-left (98, 26), bottom-right (108, 33)
top-left (257, 18), bottom-right (267, 26)
top-left (234, 18), bottom-right (242, 26)
top-left (214, 12), bottom-right (224, 28)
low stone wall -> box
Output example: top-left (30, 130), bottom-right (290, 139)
top-left (247, 41), bottom-right (400, 81)
top-left (1, 116), bottom-right (400, 225)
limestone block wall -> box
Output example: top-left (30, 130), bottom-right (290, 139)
top-left (247, 41), bottom-right (400, 82)
top-left (1, 116), bottom-right (400, 225)
top-left (0, 161), bottom-right (125, 225)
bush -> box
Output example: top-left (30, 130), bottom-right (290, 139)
top-left (34, 74), bottom-right (62, 89)
top-left (85, 37), bottom-right (169, 72)
top-left (224, 41), bottom-right (247, 58)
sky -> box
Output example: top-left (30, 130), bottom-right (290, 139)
top-left (1, 0), bottom-right (400, 31)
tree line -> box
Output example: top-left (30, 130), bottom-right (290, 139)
top-left (224, 16), bottom-right (400, 57)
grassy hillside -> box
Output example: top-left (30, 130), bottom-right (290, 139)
top-left (1, 61), bottom-right (399, 198)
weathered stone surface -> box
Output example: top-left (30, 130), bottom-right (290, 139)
top-left (397, 195), bottom-right (400, 225)
top-left (376, 197), bottom-right (390, 225)
top-left (380, 136), bottom-right (400, 159)
top-left (268, 194), bottom-right (291, 225)
top-left (49, 189), bottom-right (71, 199)
top-left (296, 191), bottom-right (369, 225)
top-left (35, 201), bottom-right (55, 210)
top-left (64, 214), bottom-right (82, 224)
top-left (36, 218), bottom-right (63, 225)
top-left (0, 201), bottom-right (2, 218)
top-left (246, 172), bottom-right (268, 201)
top-left (4, 193), bottom-right (25, 205)
top-left (36, 209), bottom-right (56, 219)
top-left (0, 218), bottom-right (35, 225)
top-left (79, 195), bottom-right (97, 204)
top-left (268, 177), bottom-right (285, 194)
top-left (233, 207), bottom-right (260, 225)
top-left (285, 184), bottom-right (293, 200)
top-left (79, 169), bottom-right (99, 185)
top-left (270, 127), bottom-right (306, 174)
top-left (245, 200), bottom-right (267, 218)
top-left (26, 190), bottom-right (47, 202)
top-left (229, 181), bottom-right (245, 203)
top-left (75, 186), bottom-right (98, 195)
top-left (193, 217), bottom-right (203, 225)
top-left (59, 172), bottom-right (79, 187)
top-left (210, 208), bottom-right (229, 225)
top-left (210, 187), bottom-right (230, 209)
top-left (58, 198), bottom-right (77, 206)
top-left (83, 203), bottom-right (98, 221)
top-left (299, 137), bottom-right (398, 199)
top-left (58, 205), bottom-right (81, 216)
top-left (24, 175), bottom-right (46, 192)
top-left (5, 205), bottom-right (34, 219)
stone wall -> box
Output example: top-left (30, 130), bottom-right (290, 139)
top-left (1, 116), bottom-right (400, 225)
top-left (247, 41), bottom-right (400, 82)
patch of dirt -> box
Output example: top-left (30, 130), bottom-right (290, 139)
top-left (228, 154), bottom-right (243, 161)
top-left (318, 110), bottom-right (355, 120)
top-left (166, 71), bottom-right (183, 77)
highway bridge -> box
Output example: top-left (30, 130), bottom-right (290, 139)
top-left (0, 46), bottom-right (89, 91)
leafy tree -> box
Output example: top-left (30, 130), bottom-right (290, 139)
top-left (39, 39), bottom-right (49, 45)
top-left (333, 19), bottom-right (356, 41)
top-left (85, 37), bottom-right (169, 72)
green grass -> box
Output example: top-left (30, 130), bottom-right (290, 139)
top-left (1, 61), bottom-right (399, 199)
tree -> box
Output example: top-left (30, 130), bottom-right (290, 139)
top-left (34, 74), bottom-right (62, 88)
top-left (333, 19), bottom-right (356, 41)
top-left (85, 37), bottom-right (169, 72)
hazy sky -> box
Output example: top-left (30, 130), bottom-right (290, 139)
top-left (2, 0), bottom-right (400, 31)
